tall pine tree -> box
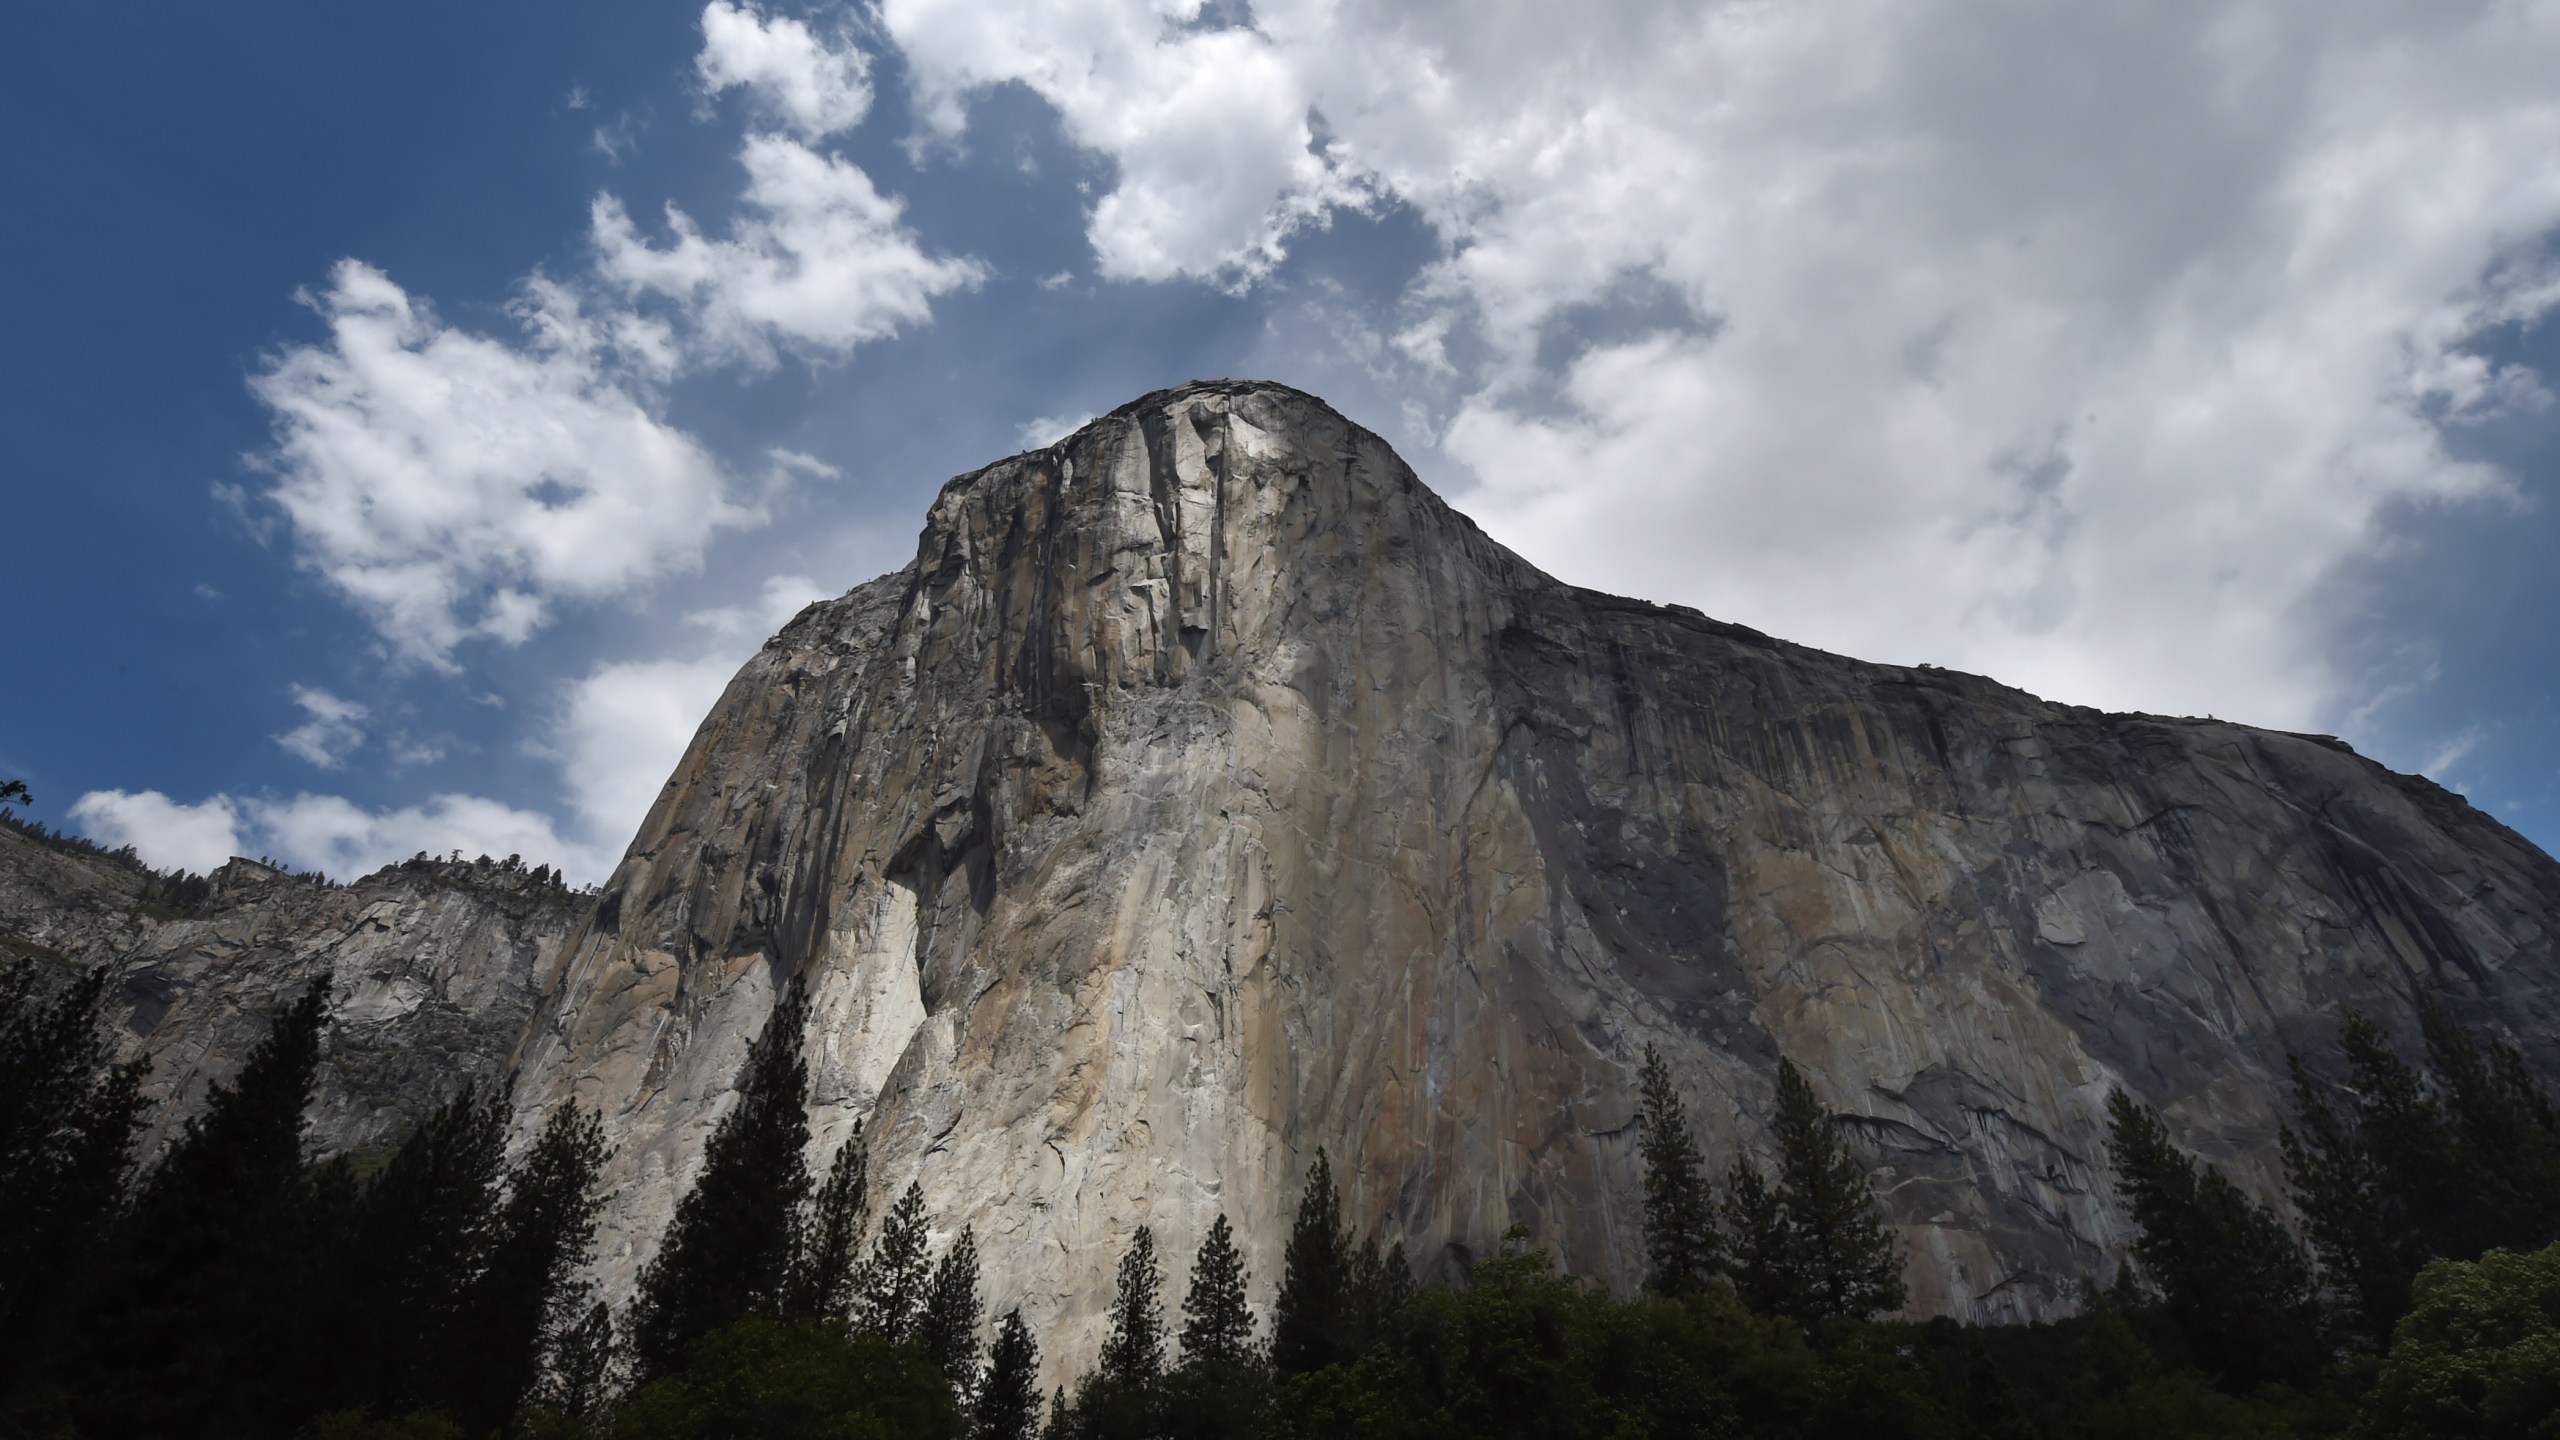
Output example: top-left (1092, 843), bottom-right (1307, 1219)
top-left (1098, 1226), bottom-right (1166, 1388)
top-left (451, 1100), bottom-right (612, 1433)
top-left (786, 1124), bottom-right (869, 1322)
top-left (975, 1310), bottom-right (1042, 1440)
top-left (1177, 1213), bottom-right (1254, 1369)
top-left (626, 977), bottom-right (815, 1379)
top-left (1270, 1150), bottom-right (1350, 1376)
top-left (1637, 1043), bottom-right (1721, 1297)
top-left (1768, 1060), bottom-right (1903, 1323)
top-left (856, 1180), bottom-right (934, 1343)
top-left (0, 958), bottom-right (147, 1379)
top-left (921, 1227), bottom-right (985, 1393)
top-left (2105, 1089), bottom-right (2322, 1387)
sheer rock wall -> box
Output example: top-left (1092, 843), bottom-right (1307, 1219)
top-left (508, 380), bottom-right (2560, 1373)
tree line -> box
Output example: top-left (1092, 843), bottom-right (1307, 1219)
top-left (2, 953), bottom-right (2553, 1439)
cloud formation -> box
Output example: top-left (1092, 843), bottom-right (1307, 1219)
top-left (274, 685), bottom-right (369, 768)
top-left (880, 0), bottom-right (2560, 730)
top-left (252, 263), bottom-right (758, 668)
top-left (697, 0), bottom-right (873, 139)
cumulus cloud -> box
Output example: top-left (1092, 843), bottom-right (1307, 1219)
top-left (274, 685), bottom-right (369, 768)
top-left (880, 0), bottom-right (2560, 729)
top-left (593, 134), bottom-right (984, 367)
top-left (252, 262), bottom-right (761, 668)
top-left (69, 791), bottom-right (245, 875)
top-left (697, 0), bottom-right (873, 139)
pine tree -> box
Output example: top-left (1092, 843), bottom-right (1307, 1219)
top-left (1637, 1042), bottom-right (1722, 1297)
top-left (1767, 1060), bottom-right (1903, 1323)
top-left (2418, 997), bottom-right (2560, 1256)
top-left (922, 1227), bottom-right (985, 1393)
top-left (856, 1180), bottom-right (934, 1343)
top-left (626, 978), bottom-right (816, 1379)
top-left (2105, 1089), bottom-right (2322, 1387)
top-left (448, 1100), bottom-right (611, 1433)
top-left (2283, 1034), bottom-right (2426, 1351)
top-left (530, 1300), bottom-right (619, 1422)
top-left (340, 1088), bottom-right (509, 1416)
top-left (1723, 1155), bottom-right (1794, 1319)
top-left (1177, 1214), bottom-right (1254, 1369)
top-left (1270, 1150), bottom-right (1350, 1375)
top-left (975, 1309), bottom-right (1042, 1440)
top-left (1099, 1225), bottom-right (1166, 1388)
top-left (786, 1124), bottom-right (869, 1322)
top-left (81, 976), bottom-right (334, 1438)
top-left (0, 958), bottom-right (147, 1377)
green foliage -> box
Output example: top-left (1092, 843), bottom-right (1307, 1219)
top-left (1639, 1043), bottom-right (1723, 1298)
top-left (1272, 1150), bottom-right (1351, 1376)
top-left (455, 1101), bottom-right (612, 1432)
top-left (627, 978), bottom-right (816, 1379)
top-left (1767, 1060), bottom-right (1905, 1324)
top-left (611, 1317), bottom-right (966, 1440)
top-left (922, 1227), bottom-right (985, 1393)
top-left (786, 1125), bottom-right (869, 1322)
top-left (855, 1181), bottom-right (933, 1344)
top-left (2105, 1089), bottom-right (2324, 1388)
top-left (975, 1310), bottom-right (1043, 1440)
top-left (1179, 1213), bottom-right (1255, 1369)
top-left (0, 958), bottom-right (146, 1378)
top-left (2353, 1241), bottom-right (2560, 1440)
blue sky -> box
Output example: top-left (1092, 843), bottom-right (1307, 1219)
top-left (6, 0), bottom-right (2558, 881)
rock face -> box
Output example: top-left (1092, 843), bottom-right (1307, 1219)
top-left (510, 380), bottom-right (2560, 1373)
top-left (0, 830), bottom-right (585, 1157)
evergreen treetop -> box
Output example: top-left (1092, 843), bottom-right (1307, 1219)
top-left (1270, 1149), bottom-right (1349, 1376)
top-left (1097, 1225), bottom-right (1165, 1388)
top-left (1768, 1058), bottom-right (1904, 1324)
top-left (922, 1226), bottom-right (985, 1393)
top-left (856, 1180), bottom-right (934, 1345)
top-left (1177, 1213), bottom-right (1255, 1370)
top-left (1637, 1042), bottom-right (1722, 1298)
top-left (974, 1309), bottom-right (1042, 1440)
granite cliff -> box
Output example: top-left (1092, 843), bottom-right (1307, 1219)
top-left (498, 380), bottom-right (2560, 1372)
top-left (0, 828), bottom-right (583, 1157)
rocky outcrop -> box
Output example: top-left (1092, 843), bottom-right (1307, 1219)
top-left (509, 380), bottom-right (2560, 1375)
top-left (0, 829), bottom-right (584, 1157)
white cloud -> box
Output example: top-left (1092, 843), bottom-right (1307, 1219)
top-left (275, 685), bottom-right (369, 769)
top-left (69, 791), bottom-right (245, 875)
top-left (880, 0), bottom-right (2560, 729)
top-left (593, 134), bottom-right (985, 367)
top-left (251, 261), bottom-right (762, 668)
top-left (697, 1), bottom-right (873, 140)
top-left (1015, 411), bottom-right (1095, 450)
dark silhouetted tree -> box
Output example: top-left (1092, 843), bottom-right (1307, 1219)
top-left (0, 958), bottom-right (146, 1379)
top-left (922, 1226), bottom-right (984, 1393)
top-left (1271, 1150), bottom-right (1350, 1376)
top-left (626, 979), bottom-right (815, 1379)
top-left (2106, 1089), bottom-right (2322, 1387)
top-left (856, 1180), bottom-right (933, 1344)
top-left (1723, 1153), bottom-right (1793, 1319)
top-left (1177, 1214), bottom-right (1254, 1369)
top-left (1638, 1042), bottom-right (1722, 1298)
top-left (1768, 1059), bottom-right (1903, 1323)
top-left (785, 1123), bottom-right (868, 1322)
top-left (450, 1100), bottom-right (611, 1433)
top-left (975, 1309), bottom-right (1043, 1440)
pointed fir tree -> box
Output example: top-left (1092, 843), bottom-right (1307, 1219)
top-left (1270, 1149), bottom-right (1351, 1375)
top-left (855, 1180), bottom-right (934, 1344)
top-left (975, 1309), bottom-right (1043, 1440)
top-left (1099, 1225), bottom-right (1166, 1388)
top-left (2282, 1026), bottom-right (2428, 1351)
top-left (1767, 1059), bottom-right (1904, 1323)
top-left (2417, 996), bottom-right (2560, 1256)
top-left (786, 1123), bottom-right (869, 1322)
top-left (448, 1100), bottom-right (611, 1433)
top-left (338, 1087), bottom-right (509, 1416)
top-left (1723, 1154), bottom-right (1795, 1319)
top-left (1177, 1213), bottom-right (1255, 1370)
top-left (1637, 1042), bottom-right (1722, 1298)
top-left (530, 1300), bottom-right (619, 1423)
top-left (626, 977), bottom-right (816, 1379)
top-left (922, 1226), bottom-right (985, 1394)
top-left (0, 957), bottom-right (147, 1377)
top-left (2105, 1088), bottom-right (2322, 1387)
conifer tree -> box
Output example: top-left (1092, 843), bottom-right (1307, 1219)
top-left (786, 1124), bottom-right (869, 1322)
top-left (922, 1227), bottom-right (985, 1393)
top-left (856, 1180), bottom-right (934, 1343)
top-left (975, 1309), bottom-right (1043, 1440)
top-left (1270, 1150), bottom-right (1350, 1375)
top-left (2283, 1033), bottom-right (2426, 1350)
top-left (1723, 1155), bottom-right (1794, 1319)
top-left (2417, 997), bottom-right (2560, 1255)
top-left (340, 1087), bottom-right (509, 1415)
top-left (1768, 1060), bottom-right (1903, 1323)
top-left (0, 958), bottom-right (147, 1376)
top-left (2105, 1089), bottom-right (2322, 1386)
top-left (626, 978), bottom-right (815, 1379)
top-left (531, 1300), bottom-right (619, 1423)
top-left (449, 1100), bottom-right (611, 1433)
top-left (1177, 1213), bottom-right (1255, 1369)
top-left (1637, 1042), bottom-right (1722, 1297)
top-left (1099, 1225), bottom-right (1166, 1388)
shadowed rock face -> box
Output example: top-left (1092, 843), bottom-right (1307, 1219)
top-left (510, 380), bottom-right (2560, 1373)
top-left (0, 833), bottom-right (585, 1158)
